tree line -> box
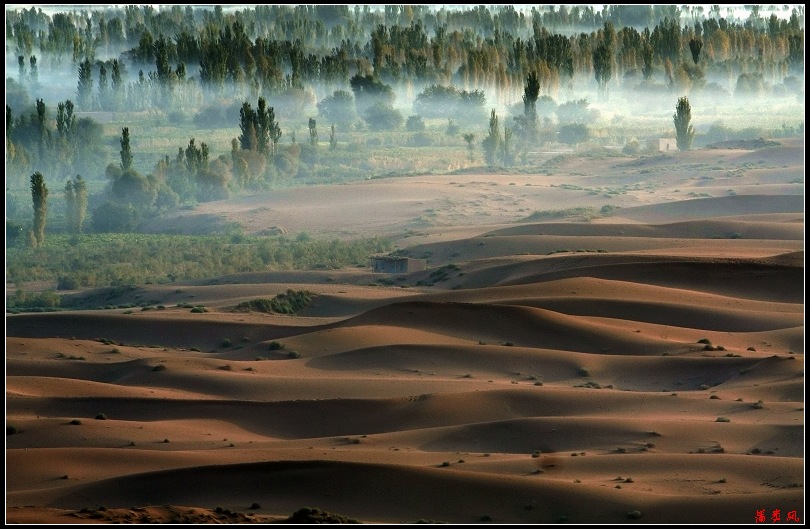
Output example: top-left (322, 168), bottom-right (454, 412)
top-left (5, 4), bottom-right (803, 244)
top-left (7, 4), bottom-right (804, 114)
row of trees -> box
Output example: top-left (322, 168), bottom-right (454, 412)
top-left (6, 96), bottom-right (106, 187)
top-left (7, 5), bottom-right (803, 115)
top-left (12, 90), bottom-right (698, 248)
top-left (11, 5), bottom-right (793, 59)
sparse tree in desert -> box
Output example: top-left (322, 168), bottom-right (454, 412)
top-left (17, 55), bottom-right (25, 84)
top-left (56, 99), bottom-right (76, 141)
top-left (329, 124), bottom-right (337, 151)
top-left (73, 175), bottom-right (88, 233)
top-left (30, 171), bottom-right (48, 246)
top-left (63, 175), bottom-right (89, 233)
top-left (97, 62), bottom-right (108, 109)
top-left (501, 127), bottom-right (514, 167)
top-left (308, 118), bottom-right (318, 147)
top-left (111, 59), bottom-right (123, 110)
top-left (256, 97), bottom-right (273, 155)
top-left (29, 55), bottom-right (38, 87)
top-left (64, 178), bottom-right (75, 232)
top-left (482, 109), bottom-right (501, 166)
top-left (522, 71), bottom-right (540, 141)
top-left (673, 97), bottom-right (695, 152)
top-left (240, 98), bottom-right (281, 156)
top-left (463, 133), bottom-right (475, 162)
top-left (120, 127), bottom-right (133, 171)
top-left (35, 98), bottom-right (48, 165)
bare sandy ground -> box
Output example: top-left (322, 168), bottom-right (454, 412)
top-left (6, 139), bottom-right (804, 524)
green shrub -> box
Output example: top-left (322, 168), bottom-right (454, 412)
top-left (95, 413), bottom-right (107, 420)
top-left (283, 507), bottom-right (360, 524)
top-left (236, 290), bottom-right (316, 315)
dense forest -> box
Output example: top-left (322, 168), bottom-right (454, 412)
top-left (4, 4), bottom-right (805, 296)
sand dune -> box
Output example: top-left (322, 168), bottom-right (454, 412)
top-left (6, 142), bottom-right (804, 524)
top-left (609, 194), bottom-right (804, 223)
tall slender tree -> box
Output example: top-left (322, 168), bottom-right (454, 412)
top-left (73, 175), bottom-right (88, 233)
top-left (111, 58), bottom-right (123, 110)
top-left (98, 62), bottom-right (108, 109)
top-left (77, 58), bottom-right (93, 109)
top-left (256, 97), bottom-right (271, 154)
top-left (64, 178), bottom-right (76, 232)
top-left (56, 99), bottom-right (75, 139)
top-left (239, 102), bottom-right (258, 151)
top-left (673, 97), bottom-right (695, 152)
top-left (29, 55), bottom-right (38, 86)
top-left (641, 43), bottom-right (653, 80)
top-left (329, 124), bottom-right (337, 151)
top-left (593, 41), bottom-right (612, 99)
top-left (18, 55), bottom-right (25, 84)
top-left (522, 71), bottom-right (540, 141)
top-left (120, 127), bottom-right (133, 171)
top-left (35, 98), bottom-right (47, 164)
top-left (30, 171), bottom-right (49, 246)
top-left (482, 109), bottom-right (501, 166)
top-left (308, 118), bottom-right (318, 147)
top-left (501, 127), bottom-right (513, 167)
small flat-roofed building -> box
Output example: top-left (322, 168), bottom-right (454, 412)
top-left (647, 137), bottom-right (678, 152)
top-left (370, 256), bottom-right (427, 273)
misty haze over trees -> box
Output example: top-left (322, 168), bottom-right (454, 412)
top-left (5, 4), bottom-right (805, 297)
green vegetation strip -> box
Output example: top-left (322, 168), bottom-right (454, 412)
top-left (7, 233), bottom-right (391, 294)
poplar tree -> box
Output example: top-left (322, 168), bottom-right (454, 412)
top-left (673, 97), bottom-right (695, 152)
top-left (482, 109), bottom-right (501, 166)
top-left (30, 171), bottom-right (49, 246)
top-left (329, 124), bottom-right (337, 151)
top-left (308, 118), bottom-right (318, 147)
top-left (120, 127), bottom-right (133, 170)
top-left (522, 71), bottom-right (540, 141)
top-left (64, 178), bottom-right (76, 232)
top-left (77, 58), bottom-right (93, 109)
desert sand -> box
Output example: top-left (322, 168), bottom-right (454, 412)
top-left (6, 139), bottom-right (804, 524)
